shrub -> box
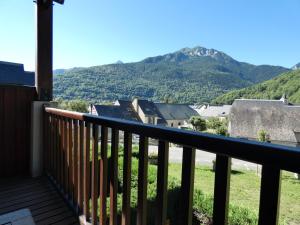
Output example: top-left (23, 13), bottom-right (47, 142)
top-left (190, 116), bottom-right (207, 131)
top-left (257, 129), bottom-right (270, 142)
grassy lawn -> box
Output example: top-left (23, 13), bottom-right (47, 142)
top-left (168, 163), bottom-right (300, 224)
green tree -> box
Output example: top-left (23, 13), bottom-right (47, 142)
top-left (57, 99), bottom-right (89, 113)
top-left (190, 116), bottom-right (206, 131)
top-left (216, 126), bottom-right (228, 136)
top-left (207, 117), bottom-right (223, 129)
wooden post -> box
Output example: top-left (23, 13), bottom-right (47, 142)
top-left (36, 0), bottom-right (53, 101)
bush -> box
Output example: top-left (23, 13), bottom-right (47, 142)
top-left (207, 117), bottom-right (223, 130)
top-left (257, 129), bottom-right (270, 142)
top-left (216, 125), bottom-right (229, 136)
top-left (190, 116), bottom-right (207, 131)
top-left (56, 98), bottom-right (89, 113)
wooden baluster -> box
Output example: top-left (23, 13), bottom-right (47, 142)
top-left (68, 119), bottom-right (74, 199)
top-left (110, 129), bottom-right (119, 225)
top-left (155, 140), bottom-right (169, 225)
top-left (78, 120), bottom-right (84, 211)
top-left (53, 116), bottom-right (57, 180)
top-left (60, 116), bottom-right (65, 191)
top-left (49, 114), bottom-right (53, 174)
top-left (213, 155), bottom-right (231, 225)
top-left (49, 114), bottom-right (52, 173)
top-left (84, 122), bottom-right (91, 221)
top-left (55, 115), bottom-right (59, 182)
top-left (258, 165), bottom-right (281, 225)
top-left (44, 113), bottom-right (48, 172)
top-left (137, 136), bottom-right (148, 225)
top-left (64, 118), bottom-right (68, 193)
top-left (56, 117), bottom-right (61, 186)
top-left (43, 112), bottom-right (48, 172)
top-left (73, 119), bottom-right (79, 207)
top-left (91, 124), bottom-right (99, 224)
top-left (180, 147), bottom-right (196, 225)
top-left (50, 115), bottom-right (54, 177)
top-left (122, 132), bottom-right (132, 225)
top-left (100, 126), bottom-right (108, 225)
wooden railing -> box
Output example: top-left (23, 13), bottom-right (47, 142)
top-left (43, 107), bottom-right (300, 225)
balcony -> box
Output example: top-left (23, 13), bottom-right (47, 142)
top-left (1, 1), bottom-right (300, 224)
top-left (0, 84), bottom-right (300, 225)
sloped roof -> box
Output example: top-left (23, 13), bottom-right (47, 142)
top-left (155, 103), bottom-right (199, 120)
top-left (0, 61), bottom-right (34, 86)
top-left (196, 105), bottom-right (231, 118)
top-left (137, 99), bottom-right (161, 117)
top-left (134, 99), bottom-right (167, 124)
top-left (93, 104), bottom-right (141, 122)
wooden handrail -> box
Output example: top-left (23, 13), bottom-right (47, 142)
top-left (44, 107), bottom-right (300, 225)
top-left (45, 107), bottom-right (300, 173)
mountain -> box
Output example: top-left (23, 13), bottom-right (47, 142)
top-left (292, 63), bottom-right (300, 70)
top-left (211, 69), bottom-right (300, 105)
top-left (53, 46), bottom-right (289, 104)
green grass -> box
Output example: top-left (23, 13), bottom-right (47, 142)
top-left (168, 163), bottom-right (300, 225)
top-left (91, 144), bottom-right (300, 224)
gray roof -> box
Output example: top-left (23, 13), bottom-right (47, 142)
top-left (197, 105), bottom-right (231, 118)
top-left (155, 103), bottom-right (199, 120)
top-left (137, 99), bottom-right (161, 117)
top-left (0, 61), bottom-right (34, 86)
top-left (135, 99), bottom-right (167, 124)
top-left (93, 104), bottom-right (141, 122)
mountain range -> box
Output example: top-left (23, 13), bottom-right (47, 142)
top-left (53, 46), bottom-right (290, 104)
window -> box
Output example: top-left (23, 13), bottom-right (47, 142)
top-left (171, 123), bottom-right (173, 127)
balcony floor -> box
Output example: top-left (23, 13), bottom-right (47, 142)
top-left (0, 176), bottom-right (79, 225)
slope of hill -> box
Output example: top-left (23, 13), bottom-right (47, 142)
top-left (53, 46), bottom-right (289, 104)
top-left (211, 69), bottom-right (300, 105)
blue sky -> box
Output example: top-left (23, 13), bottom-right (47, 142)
top-left (0, 0), bottom-right (299, 71)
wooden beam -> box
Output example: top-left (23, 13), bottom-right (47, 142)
top-left (36, 0), bottom-right (53, 101)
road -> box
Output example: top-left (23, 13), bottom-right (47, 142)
top-left (148, 145), bottom-right (261, 171)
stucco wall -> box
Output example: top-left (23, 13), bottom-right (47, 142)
top-left (229, 100), bottom-right (300, 143)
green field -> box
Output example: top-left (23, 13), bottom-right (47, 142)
top-left (168, 163), bottom-right (300, 225)
top-left (100, 145), bottom-right (300, 224)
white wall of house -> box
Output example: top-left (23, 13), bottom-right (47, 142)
top-left (166, 119), bottom-right (185, 128)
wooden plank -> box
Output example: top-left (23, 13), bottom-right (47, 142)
top-left (91, 124), bottom-right (99, 224)
top-left (122, 132), bottom-right (132, 225)
top-left (68, 119), bottom-right (74, 199)
top-left (57, 117), bottom-right (61, 183)
top-left (155, 140), bottom-right (169, 225)
top-left (50, 115), bottom-right (54, 176)
top-left (0, 86), bottom-right (36, 177)
top-left (55, 116), bottom-right (59, 181)
top-left (84, 122), bottom-right (91, 221)
top-left (59, 116), bottom-right (65, 191)
top-left (213, 155), bottom-right (231, 225)
top-left (110, 129), bottom-right (119, 225)
top-left (99, 126), bottom-right (108, 225)
top-left (43, 112), bottom-right (48, 172)
top-left (73, 120), bottom-right (79, 206)
top-left (258, 165), bottom-right (281, 225)
top-left (78, 121), bottom-right (84, 211)
top-left (137, 136), bottom-right (148, 225)
top-left (180, 147), bottom-right (196, 225)
top-left (63, 118), bottom-right (68, 193)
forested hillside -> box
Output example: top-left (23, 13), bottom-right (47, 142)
top-left (212, 69), bottom-right (300, 105)
top-left (53, 46), bottom-right (288, 104)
